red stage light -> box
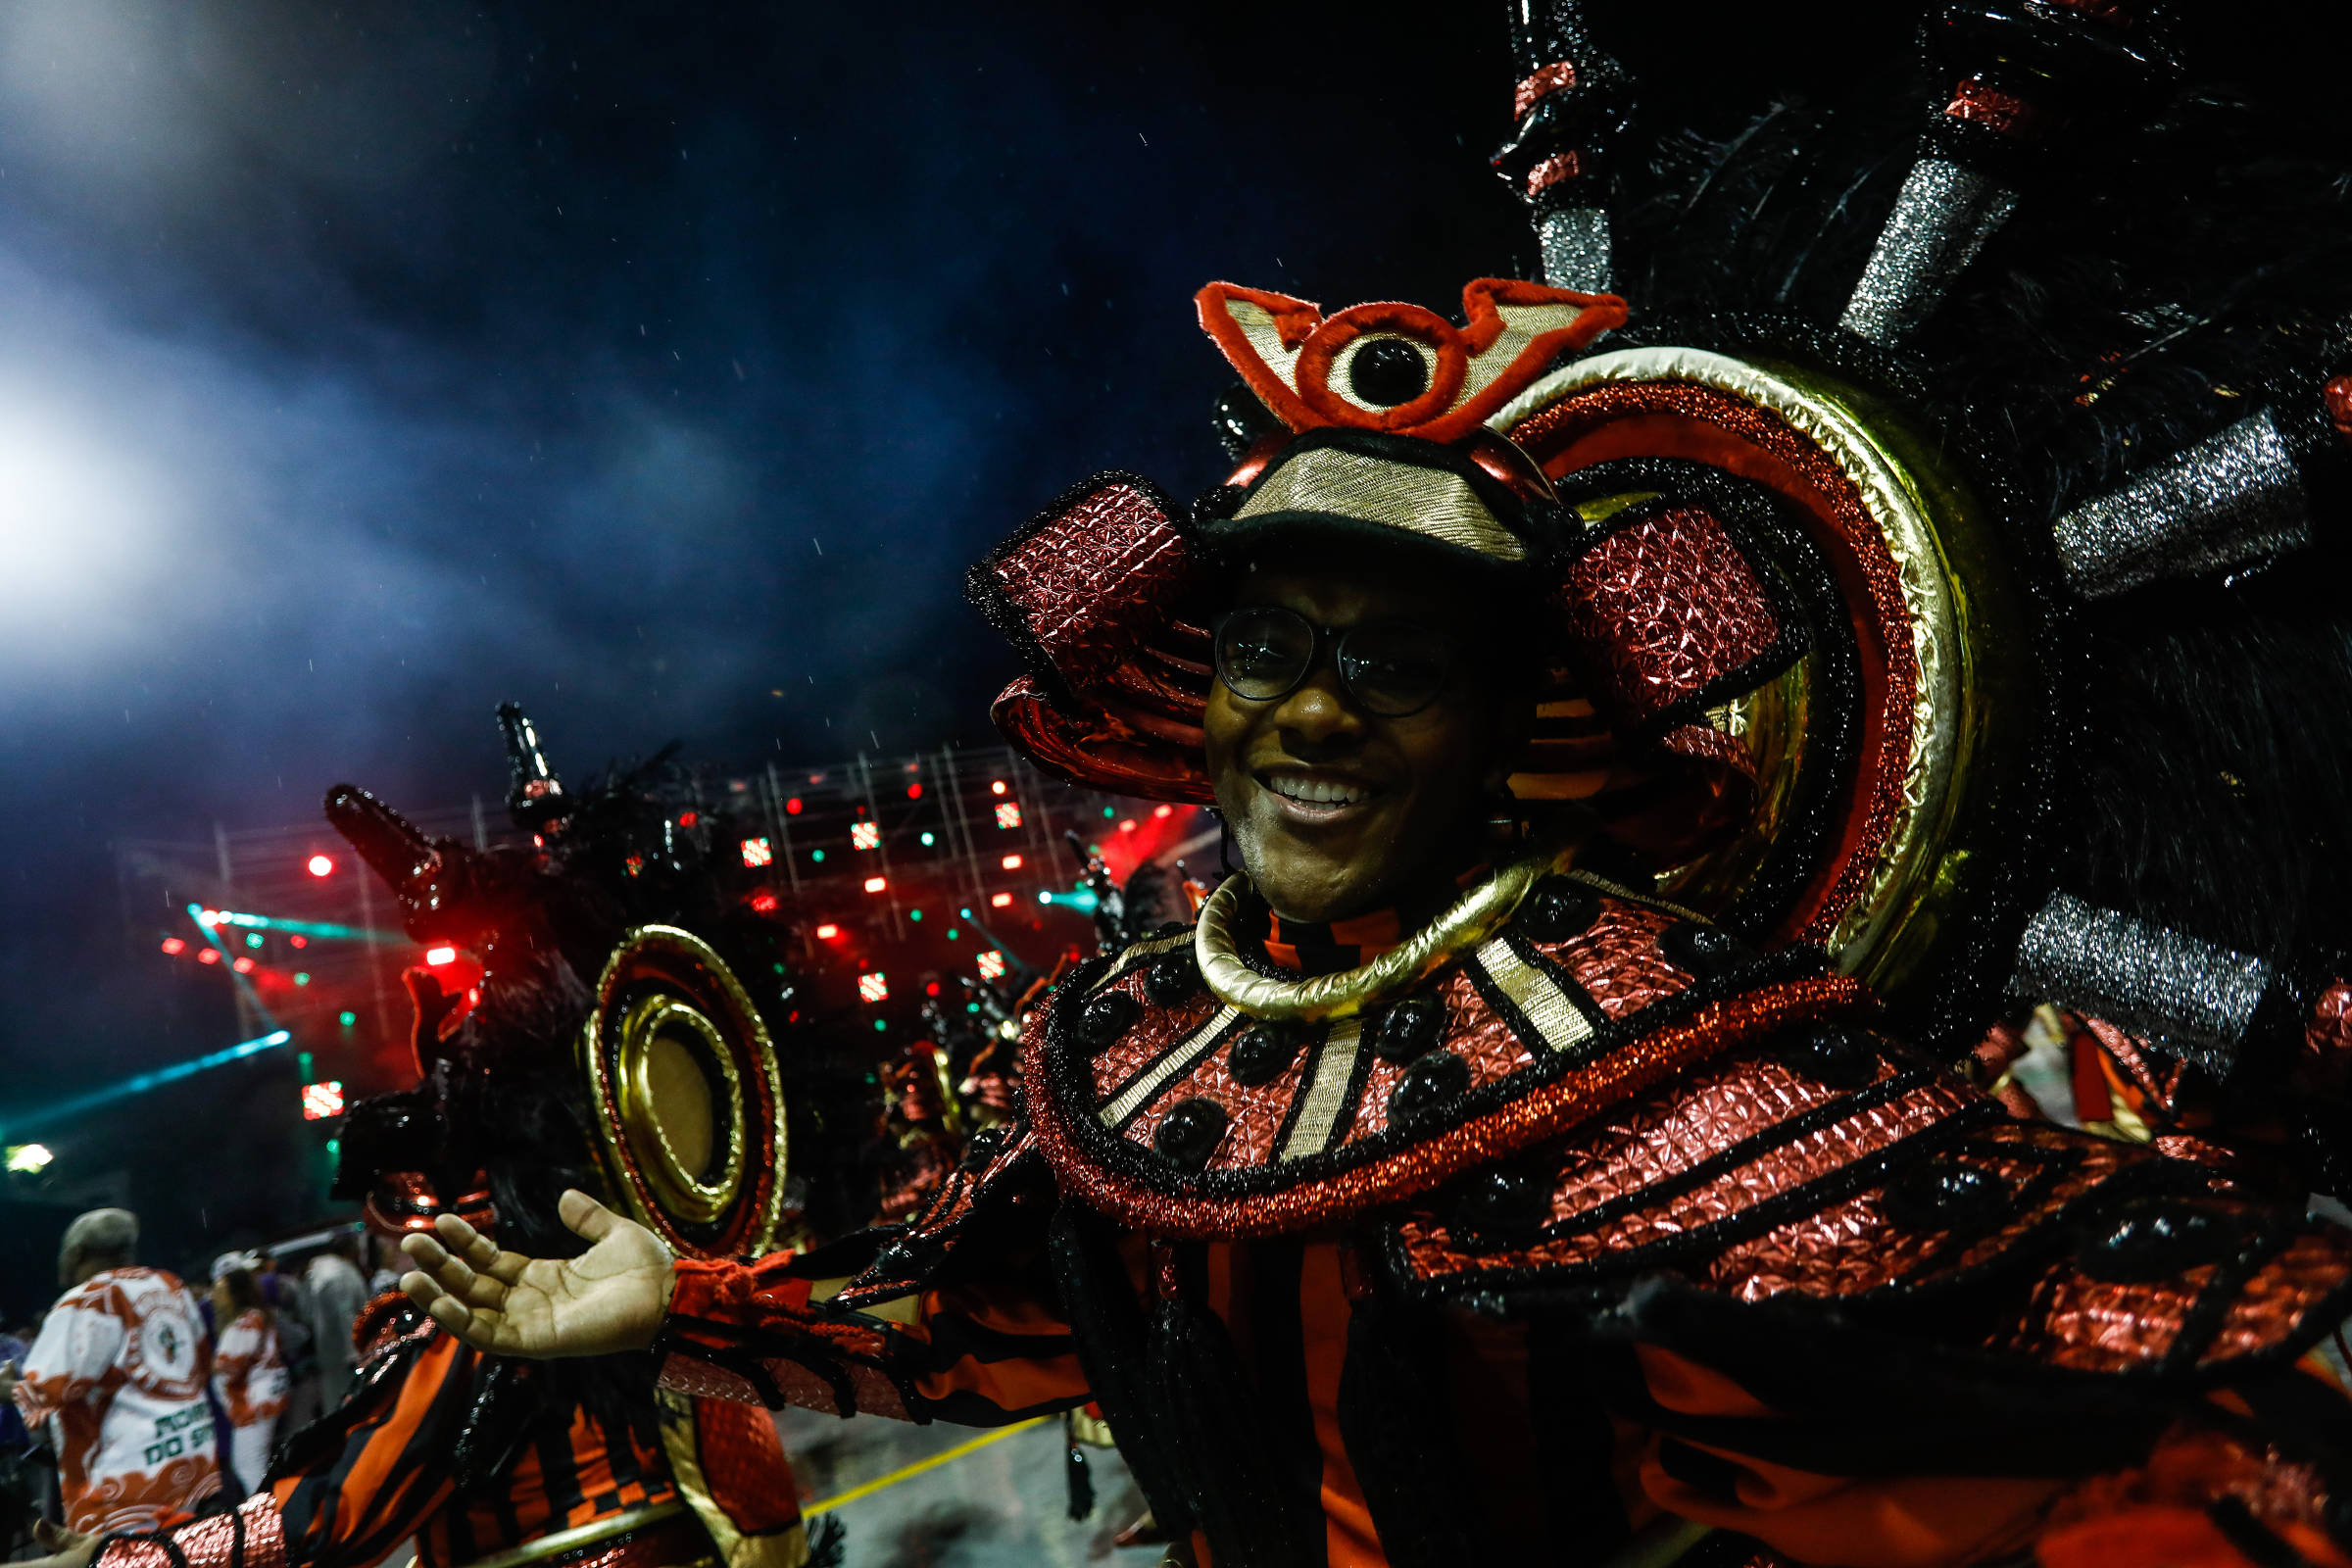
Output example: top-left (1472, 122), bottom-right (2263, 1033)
top-left (1154, 804), bottom-right (1173, 818)
top-left (306, 854), bottom-right (335, 878)
top-left (925, 981), bottom-right (941, 996)
top-left (198, 949), bottom-right (220, 964)
top-left (786, 797), bottom-right (804, 814)
top-left (1119, 818), bottom-right (1137, 833)
top-left (424, 946), bottom-right (458, 965)
top-left (290, 935), bottom-right (307, 949)
top-left (749, 890), bottom-right (779, 913)
top-left (906, 782), bottom-right (923, 800)
top-left (160, 937), bottom-right (186, 956)
top-left (815, 923), bottom-right (842, 939)
top-left (231, 956), bottom-right (257, 974)
top-left (678, 810), bottom-right (699, 828)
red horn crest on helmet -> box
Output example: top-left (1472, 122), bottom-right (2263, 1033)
top-left (1195, 278), bottom-right (1626, 443)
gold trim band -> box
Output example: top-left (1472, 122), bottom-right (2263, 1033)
top-left (1194, 837), bottom-right (1579, 1023)
top-left (459, 1502), bottom-right (689, 1568)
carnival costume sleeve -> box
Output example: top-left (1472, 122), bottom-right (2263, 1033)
top-left (658, 1127), bottom-right (1093, 1428)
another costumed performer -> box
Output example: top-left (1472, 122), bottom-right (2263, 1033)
top-left (24, 711), bottom-right (833, 1568)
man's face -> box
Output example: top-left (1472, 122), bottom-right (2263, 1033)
top-left (1203, 561), bottom-right (1513, 924)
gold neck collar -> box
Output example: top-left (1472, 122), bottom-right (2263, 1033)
top-left (1193, 836), bottom-right (1582, 1023)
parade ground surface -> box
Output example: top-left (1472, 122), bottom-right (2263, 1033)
top-left (776, 1406), bottom-right (1156, 1566)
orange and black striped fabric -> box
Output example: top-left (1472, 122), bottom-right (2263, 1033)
top-left (94, 1303), bottom-right (806, 1568)
top-left (273, 1325), bottom-right (681, 1568)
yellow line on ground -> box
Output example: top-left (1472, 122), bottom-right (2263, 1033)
top-left (804, 1417), bottom-right (1050, 1516)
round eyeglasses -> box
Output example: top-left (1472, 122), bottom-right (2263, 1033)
top-left (1211, 605), bottom-right (1458, 718)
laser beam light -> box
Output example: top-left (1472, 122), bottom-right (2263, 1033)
top-left (0, 1030), bottom-right (291, 1140)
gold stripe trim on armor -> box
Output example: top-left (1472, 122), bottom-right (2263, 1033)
top-left (1236, 447), bottom-right (1527, 561)
top-left (1098, 1004), bottom-right (1240, 1126)
top-left (1090, 930), bottom-right (1196, 993)
top-left (1195, 835), bottom-right (1581, 1023)
top-left (1468, 937), bottom-right (1594, 1056)
top-left (458, 1502), bottom-right (690, 1568)
top-left (1281, 1020), bottom-right (1364, 1159)
top-left (656, 1391), bottom-right (810, 1568)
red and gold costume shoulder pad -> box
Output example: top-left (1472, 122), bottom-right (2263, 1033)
top-left (1020, 879), bottom-right (1864, 1241)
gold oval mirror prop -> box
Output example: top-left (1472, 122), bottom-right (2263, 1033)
top-left (580, 925), bottom-right (789, 1259)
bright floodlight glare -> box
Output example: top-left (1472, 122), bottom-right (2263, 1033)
top-left (307, 854), bottom-right (334, 877)
top-left (0, 385), bottom-right (172, 667)
top-left (424, 945), bottom-right (457, 965)
top-left (6, 1143), bottom-right (54, 1173)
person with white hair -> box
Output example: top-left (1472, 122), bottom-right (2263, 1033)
top-left (1, 1210), bottom-right (221, 1533)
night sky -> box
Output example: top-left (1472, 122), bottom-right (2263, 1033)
top-left (0, 0), bottom-right (1965, 1270)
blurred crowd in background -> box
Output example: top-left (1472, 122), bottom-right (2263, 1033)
top-left (0, 1208), bottom-right (406, 1557)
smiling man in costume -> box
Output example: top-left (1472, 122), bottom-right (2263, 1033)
top-left (392, 271), bottom-right (2352, 1568)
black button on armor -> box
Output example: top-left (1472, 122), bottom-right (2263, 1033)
top-left (1228, 1023), bottom-right (1299, 1087)
top-left (1453, 1165), bottom-right (1552, 1242)
top-left (1883, 1157), bottom-right (2010, 1235)
top-left (1076, 991), bottom-right (1141, 1054)
top-left (1145, 951), bottom-right (1201, 1004)
top-left (958, 1126), bottom-right (1006, 1172)
top-left (1519, 878), bottom-right (1601, 943)
top-left (2076, 1198), bottom-right (2247, 1282)
top-left (1776, 1023), bottom-right (1882, 1090)
top-left (1374, 996), bottom-right (1445, 1062)
top-left (1153, 1098), bottom-right (1230, 1172)
top-left (1659, 920), bottom-right (1750, 977)
top-left (1348, 337), bottom-right (1432, 408)
top-left (1389, 1051), bottom-right (1471, 1128)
